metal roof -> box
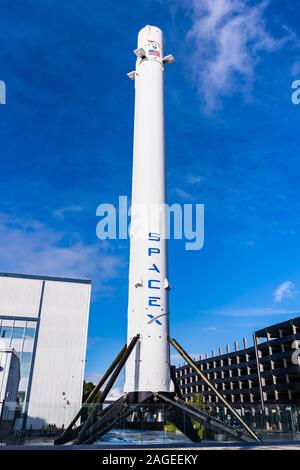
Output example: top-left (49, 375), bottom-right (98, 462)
top-left (0, 272), bottom-right (92, 285)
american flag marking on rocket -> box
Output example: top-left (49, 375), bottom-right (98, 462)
top-left (149, 49), bottom-right (160, 57)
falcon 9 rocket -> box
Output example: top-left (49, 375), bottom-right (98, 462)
top-left (55, 26), bottom-right (260, 446)
top-left (124, 26), bottom-right (174, 396)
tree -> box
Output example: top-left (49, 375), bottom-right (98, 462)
top-left (187, 393), bottom-right (212, 439)
top-left (188, 392), bottom-right (211, 413)
top-left (82, 380), bottom-right (102, 404)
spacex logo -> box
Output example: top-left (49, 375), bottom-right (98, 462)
top-left (147, 313), bottom-right (165, 325)
top-left (146, 232), bottom-right (165, 326)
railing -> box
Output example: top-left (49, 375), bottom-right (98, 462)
top-left (0, 401), bottom-right (299, 446)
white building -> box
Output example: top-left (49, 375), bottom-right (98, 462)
top-left (0, 273), bottom-right (91, 429)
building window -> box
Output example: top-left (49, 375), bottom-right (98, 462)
top-left (21, 351), bottom-right (33, 364)
top-left (0, 317), bottom-right (37, 406)
top-left (12, 326), bottom-right (25, 339)
top-left (25, 327), bottom-right (35, 339)
top-left (0, 325), bottom-right (13, 339)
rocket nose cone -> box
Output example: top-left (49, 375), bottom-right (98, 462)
top-left (138, 25), bottom-right (164, 49)
top-left (140, 24), bottom-right (163, 34)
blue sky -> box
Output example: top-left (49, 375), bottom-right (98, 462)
top-left (0, 0), bottom-right (300, 389)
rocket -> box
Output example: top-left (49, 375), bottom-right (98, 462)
top-left (56, 26), bottom-right (260, 446)
top-left (124, 26), bottom-right (175, 396)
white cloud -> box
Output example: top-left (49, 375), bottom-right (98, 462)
top-left (184, 0), bottom-right (288, 110)
top-left (107, 388), bottom-right (124, 400)
top-left (52, 204), bottom-right (85, 220)
top-left (84, 372), bottom-right (102, 384)
top-left (0, 212), bottom-right (123, 293)
top-left (291, 61), bottom-right (300, 76)
top-left (186, 174), bottom-right (204, 185)
top-left (207, 306), bottom-right (300, 316)
top-left (202, 326), bottom-right (219, 332)
top-left (174, 188), bottom-right (194, 200)
top-left (273, 280), bottom-right (297, 303)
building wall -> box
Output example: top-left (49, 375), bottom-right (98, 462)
top-left (0, 276), bottom-right (42, 318)
top-left (27, 280), bottom-right (90, 428)
top-left (175, 317), bottom-right (300, 407)
top-left (0, 273), bottom-right (91, 429)
top-left (255, 318), bottom-right (300, 404)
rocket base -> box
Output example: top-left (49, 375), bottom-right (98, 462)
top-left (55, 335), bottom-right (260, 445)
top-left (126, 390), bottom-right (173, 403)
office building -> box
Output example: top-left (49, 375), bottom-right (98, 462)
top-left (0, 272), bottom-right (91, 429)
top-left (175, 317), bottom-right (300, 406)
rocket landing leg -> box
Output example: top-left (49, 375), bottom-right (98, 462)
top-left (55, 336), bottom-right (260, 445)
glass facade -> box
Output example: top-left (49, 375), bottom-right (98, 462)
top-left (0, 318), bottom-right (37, 405)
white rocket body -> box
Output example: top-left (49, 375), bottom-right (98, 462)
top-left (124, 26), bottom-right (171, 394)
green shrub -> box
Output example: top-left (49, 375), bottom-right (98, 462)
top-left (164, 422), bottom-right (177, 433)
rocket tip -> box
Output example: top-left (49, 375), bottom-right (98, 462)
top-left (139, 24), bottom-right (163, 34)
top-left (138, 25), bottom-right (164, 47)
